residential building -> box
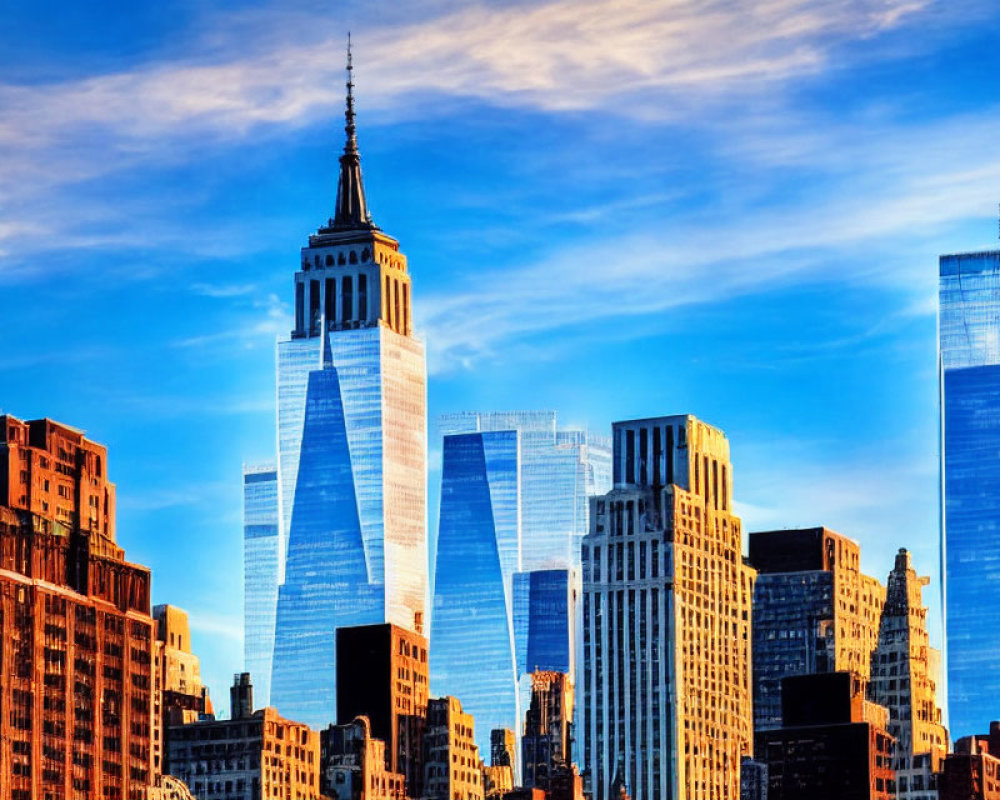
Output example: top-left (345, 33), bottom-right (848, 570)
top-left (939, 724), bottom-right (1000, 800)
top-left (756, 672), bottom-right (895, 800)
top-left (321, 716), bottom-right (406, 800)
top-left (336, 623), bottom-right (429, 796)
top-left (749, 527), bottom-right (886, 731)
top-left (580, 415), bottom-right (756, 800)
top-left (153, 604), bottom-right (213, 774)
top-left (869, 549), bottom-right (948, 799)
top-left (166, 673), bottom-right (322, 800)
top-left (521, 671), bottom-right (574, 793)
top-left (0, 414), bottom-right (155, 800)
top-left (258, 46), bottom-right (429, 729)
top-left (939, 249), bottom-right (1000, 738)
top-left (243, 462), bottom-right (279, 707)
top-left (432, 412), bottom-right (610, 756)
top-left (424, 696), bottom-right (484, 800)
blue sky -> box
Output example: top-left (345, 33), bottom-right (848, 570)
top-left (2, 0), bottom-right (998, 720)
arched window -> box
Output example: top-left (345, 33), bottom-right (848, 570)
top-left (349, 250), bottom-right (358, 264)
top-left (325, 254), bottom-right (334, 266)
top-left (338, 252), bottom-right (346, 265)
top-left (358, 274), bottom-right (367, 322)
top-left (325, 278), bottom-right (336, 324)
top-left (394, 280), bottom-right (401, 334)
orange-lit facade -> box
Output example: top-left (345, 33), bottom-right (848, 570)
top-left (582, 416), bottom-right (756, 800)
top-left (0, 415), bottom-right (155, 800)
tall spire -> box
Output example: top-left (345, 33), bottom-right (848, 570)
top-left (331, 33), bottom-right (374, 231)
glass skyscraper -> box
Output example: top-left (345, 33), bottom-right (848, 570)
top-left (940, 249), bottom-right (1000, 738)
top-left (431, 411), bottom-right (611, 757)
top-left (242, 462), bottom-right (279, 708)
top-left (243, 51), bottom-right (427, 729)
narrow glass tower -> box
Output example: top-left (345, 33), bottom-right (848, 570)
top-left (247, 43), bottom-right (428, 728)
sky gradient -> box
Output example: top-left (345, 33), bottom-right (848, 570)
top-left (2, 0), bottom-right (998, 730)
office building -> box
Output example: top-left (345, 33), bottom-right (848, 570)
top-left (166, 673), bottom-right (322, 800)
top-left (939, 723), bottom-right (1000, 799)
top-left (939, 249), bottom-right (1000, 738)
top-left (321, 716), bottom-right (406, 800)
top-left (432, 413), bottom-right (609, 756)
top-left (248, 47), bottom-right (428, 729)
top-left (580, 415), bottom-right (756, 800)
top-left (521, 671), bottom-right (574, 792)
top-left (869, 549), bottom-right (948, 799)
top-left (749, 528), bottom-right (886, 731)
top-left (438, 411), bottom-right (611, 572)
top-left (243, 462), bottom-right (279, 707)
top-left (756, 672), bottom-right (895, 800)
top-left (0, 414), bottom-right (156, 800)
top-left (424, 696), bottom-right (484, 800)
top-left (153, 604), bottom-right (213, 774)
top-left (336, 623), bottom-right (429, 796)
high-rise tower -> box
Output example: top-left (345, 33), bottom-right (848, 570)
top-left (249, 43), bottom-right (428, 729)
top-left (939, 249), bottom-right (1000, 739)
top-left (580, 415), bottom-right (756, 800)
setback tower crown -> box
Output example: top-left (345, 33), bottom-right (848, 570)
top-left (292, 37), bottom-right (413, 341)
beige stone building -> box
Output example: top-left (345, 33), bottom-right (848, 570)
top-left (424, 696), bottom-right (484, 800)
top-left (581, 415), bottom-right (756, 800)
top-left (870, 549), bottom-right (948, 799)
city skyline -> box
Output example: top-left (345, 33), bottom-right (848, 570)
top-left (3, 0), bottom-right (999, 722)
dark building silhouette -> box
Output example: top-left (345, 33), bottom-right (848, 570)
top-left (939, 723), bottom-right (1000, 799)
top-left (756, 672), bottom-right (895, 800)
top-left (522, 671), bottom-right (573, 792)
top-left (0, 415), bottom-right (155, 800)
top-left (337, 622), bottom-right (429, 797)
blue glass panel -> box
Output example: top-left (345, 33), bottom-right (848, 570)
top-left (431, 431), bottom-right (520, 757)
top-left (940, 250), bottom-right (1000, 738)
top-left (270, 358), bottom-right (382, 728)
top-left (243, 465), bottom-right (278, 706)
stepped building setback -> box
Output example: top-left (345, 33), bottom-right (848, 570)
top-left (0, 414), bottom-right (155, 800)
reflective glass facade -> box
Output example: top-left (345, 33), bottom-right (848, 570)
top-left (431, 431), bottom-right (521, 758)
top-left (940, 250), bottom-right (1000, 738)
top-left (267, 325), bottom-right (427, 729)
top-left (243, 463), bottom-right (279, 707)
top-left (439, 412), bottom-right (611, 571)
top-left (432, 413), bottom-right (610, 756)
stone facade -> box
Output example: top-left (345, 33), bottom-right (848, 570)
top-left (0, 415), bottom-right (155, 800)
top-left (869, 549), bottom-right (948, 799)
top-left (424, 696), bottom-right (484, 800)
top-left (581, 415), bottom-right (755, 800)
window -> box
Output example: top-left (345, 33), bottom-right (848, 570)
top-left (358, 274), bottom-right (367, 321)
top-left (342, 276), bottom-right (353, 321)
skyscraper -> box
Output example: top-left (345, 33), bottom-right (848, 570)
top-left (431, 412), bottom-right (610, 756)
top-left (869, 549), bottom-right (948, 799)
top-left (0, 414), bottom-right (156, 800)
top-left (247, 45), bottom-right (428, 729)
top-left (939, 249), bottom-right (1000, 739)
top-left (242, 462), bottom-right (279, 707)
top-left (748, 527), bottom-right (885, 732)
top-left (580, 415), bottom-right (756, 800)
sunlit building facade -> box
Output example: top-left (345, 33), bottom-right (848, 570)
top-left (939, 249), bottom-right (1000, 739)
top-left (245, 51), bottom-right (428, 730)
top-left (748, 527), bottom-right (885, 733)
top-left (581, 415), bottom-right (756, 800)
